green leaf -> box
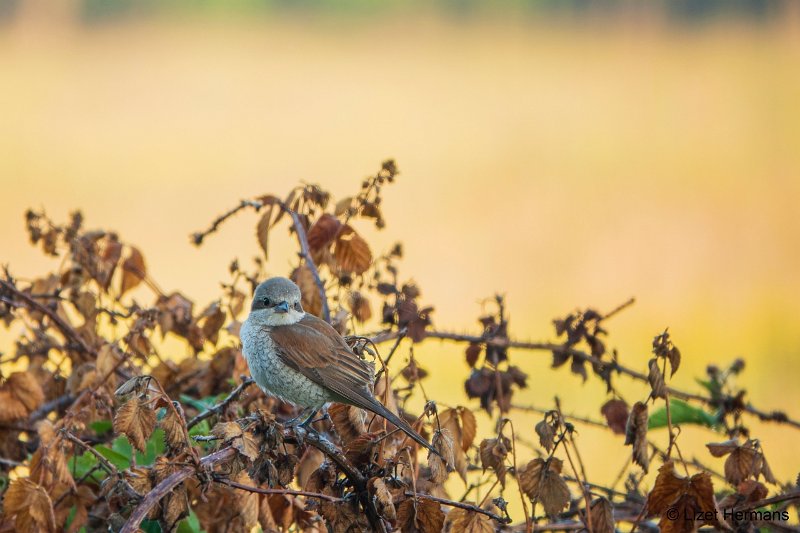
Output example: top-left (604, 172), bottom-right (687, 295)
top-left (649, 399), bottom-right (717, 429)
top-left (188, 419), bottom-right (211, 437)
top-left (141, 519), bottom-right (162, 533)
top-left (177, 510), bottom-right (205, 533)
top-left (95, 444), bottom-right (131, 471)
top-left (68, 451), bottom-right (106, 482)
top-left (89, 420), bottom-right (113, 435)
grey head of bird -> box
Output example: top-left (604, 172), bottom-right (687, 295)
top-left (249, 277), bottom-right (305, 326)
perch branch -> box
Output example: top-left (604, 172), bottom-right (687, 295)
top-left (371, 329), bottom-right (800, 430)
top-left (403, 491), bottom-right (511, 524)
top-left (214, 475), bottom-right (343, 502)
top-left (191, 199), bottom-right (261, 246)
top-left (120, 446), bottom-right (237, 533)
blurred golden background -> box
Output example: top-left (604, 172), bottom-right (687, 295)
top-left (2, 0), bottom-right (799, 497)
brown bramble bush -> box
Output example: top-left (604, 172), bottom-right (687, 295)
top-left (0, 160), bottom-right (799, 533)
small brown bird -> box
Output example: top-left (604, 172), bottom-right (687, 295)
top-left (240, 277), bottom-right (436, 454)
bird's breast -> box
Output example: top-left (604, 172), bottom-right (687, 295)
top-left (240, 317), bottom-right (331, 409)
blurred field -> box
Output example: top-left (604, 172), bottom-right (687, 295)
top-left (1, 5), bottom-right (800, 494)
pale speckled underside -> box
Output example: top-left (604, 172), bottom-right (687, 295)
top-left (240, 315), bottom-right (332, 409)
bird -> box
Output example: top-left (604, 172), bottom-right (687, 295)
top-left (240, 276), bottom-right (437, 455)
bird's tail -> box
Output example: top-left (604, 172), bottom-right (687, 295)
top-left (362, 397), bottom-right (441, 458)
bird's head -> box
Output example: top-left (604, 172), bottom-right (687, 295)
top-left (249, 277), bottom-right (305, 326)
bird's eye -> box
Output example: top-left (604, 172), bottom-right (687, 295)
top-left (262, 297), bottom-right (271, 307)
top-left (294, 302), bottom-right (302, 311)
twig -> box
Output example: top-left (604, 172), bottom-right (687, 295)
top-left (0, 278), bottom-right (93, 355)
top-left (186, 377), bottom-right (255, 430)
top-left (29, 394), bottom-right (75, 423)
top-left (214, 475), bottom-right (343, 502)
top-left (731, 488), bottom-right (800, 513)
top-left (372, 329), bottom-right (800, 430)
top-left (404, 491), bottom-right (511, 524)
top-left (60, 430), bottom-right (140, 501)
top-left (279, 204), bottom-right (331, 323)
top-left (120, 446), bottom-right (237, 533)
top-left (191, 200), bottom-right (262, 246)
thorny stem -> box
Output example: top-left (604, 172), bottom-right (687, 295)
top-left (186, 377), bottom-right (255, 430)
top-left (506, 419), bottom-right (532, 533)
top-left (371, 328), bottom-right (800, 430)
top-left (214, 475), bottom-right (344, 502)
top-left (404, 491), bottom-right (512, 524)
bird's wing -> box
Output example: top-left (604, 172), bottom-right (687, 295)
top-left (268, 314), bottom-right (376, 405)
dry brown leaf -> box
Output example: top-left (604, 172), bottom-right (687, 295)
top-left (120, 246), bottom-right (146, 296)
top-left (479, 437), bottom-right (510, 487)
top-left (446, 507), bottom-right (495, 533)
top-left (307, 213), bottom-right (342, 254)
top-left (348, 291), bottom-right (372, 322)
top-left (465, 343), bottom-right (482, 368)
top-left (625, 401), bottom-right (649, 472)
top-left (648, 358), bottom-right (667, 399)
top-left (334, 196), bottom-right (354, 216)
top-left (160, 408), bottom-right (186, 449)
top-left (113, 396), bottom-right (157, 452)
top-left (584, 497), bottom-right (615, 533)
top-left (707, 439), bottom-right (768, 486)
top-left (256, 204), bottom-right (273, 259)
top-left (329, 403), bottom-right (366, 445)
top-left (234, 470), bottom-right (260, 529)
top-left (3, 478), bottom-right (56, 532)
top-left (518, 457), bottom-right (570, 517)
top-left (429, 429), bottom-right (455, 484)
top-left (535, 417), bottom-right (557, 452)
top-left (439, 407), bottom-right (476, 482)
top-left (646, 461), bottom-right (725, 532)
top-left (1, 371), bottom-right (46, 416)
top-left (291, 265), bottom-right (322, 317)
top-left (396, 498), bottom-right (445, 533)
top-left (333, 224), bottom-right (372, 274)
top-left (370, 477), bottom-right (396, 521)
top-left (213, 421), bottom-right (259, 461)
top-left (601, 399), bottom-right (629, 435)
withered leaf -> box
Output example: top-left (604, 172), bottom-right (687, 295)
top-left (465, 342), bottom-right (482, 368)
top-left (648, 358), bottom-right (667, 399)
top-left (348, 291), bottom-right (372, 322)
top-left (291, 265), bottom-right (322, 317)
top-left (517, 457), bottom-right (570, 517)
top-left (479, 437), bottom-right (510, 487)
top-left (446, 507), bottom-right (495, 533)
top-left (0, 371), bottom-right (45, 422)
top-left (334, 196), bottom-right (353, 216)
top-left (114, 396), bottom-right (157, 452)
top-left (625, 401), bottom-right (650, 472)
top-left (3, 478), bottom-right (56, 532)
top-left (306, 213), bottom-right (342, 254)
top-left (333, 224), bottom-right (372, 275)
top-left (120, 246), bottom-right (146, 296)
top-left (396, 498), bottom-right (445, 533)
top-left (429, 429), bottom-right (455, 484)
top-left (233, 470), bottom-right (260, 529)
top-left (329, 403), bottom-right (366, 445)
top-left (646, 461), bottom-right (724, 532)
top-left (439, 407), bottom-right (477, 482)
top-left (370, 477), bottom-right (396, 521)
top-left (213, 421), bottom-right (259, 461)
top-left (600, 399), bottom-right (629, 435)
top-left (256, 205), bottom-right (273, 259)
top-left (584, 497), bottom-right (615, 533)
top-left (535, 417), bottom-right (557, 452)
top-left (160, 407), bottom-right (186, 449)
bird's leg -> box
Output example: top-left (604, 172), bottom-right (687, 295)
top-left (284, 407), bottom-right (314, 427)
top-left (298, 408), bottom-right (318, 428)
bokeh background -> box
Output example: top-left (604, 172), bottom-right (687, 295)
top-left (2, 0), bottom-right (799, 502)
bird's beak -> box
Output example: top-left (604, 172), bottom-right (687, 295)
top-left (275, 301), bottom-right (290, 314)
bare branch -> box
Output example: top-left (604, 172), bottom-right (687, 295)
top-left (214, 475), bottom-right (343, 502)
top-left (186, 377), bottom-right (255, 430)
